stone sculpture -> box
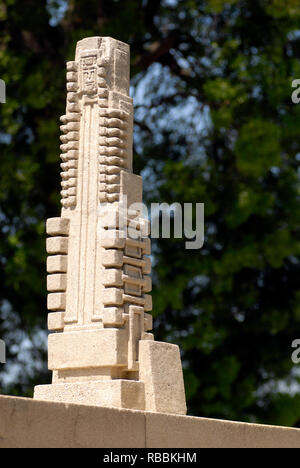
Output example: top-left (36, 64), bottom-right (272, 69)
top-left (34, 37), bottom-right (186, 415)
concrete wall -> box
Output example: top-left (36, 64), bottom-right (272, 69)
top-left (0, 395), bottom-right (300, 448)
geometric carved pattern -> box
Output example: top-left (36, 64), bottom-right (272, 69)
top-left (35, 37), bottom-right (186, 417)
top-left (46, 38), bottom-right (153, 375)
top-left (60, 61), bottom-right (80, 209)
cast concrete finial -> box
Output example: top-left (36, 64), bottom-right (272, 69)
top-left (34, 37), bottom-right (186, 415)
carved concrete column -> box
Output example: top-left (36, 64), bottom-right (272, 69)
top-left (34, 37), bottom-right (186, 415)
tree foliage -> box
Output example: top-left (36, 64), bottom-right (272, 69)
top-left (0, 0), bottom-right (300, 425)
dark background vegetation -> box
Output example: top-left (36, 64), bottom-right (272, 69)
top-left (0, 0), bottom-right (300, 426)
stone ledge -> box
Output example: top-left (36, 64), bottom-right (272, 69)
top-left (0, 395), bottom-right (300, 448)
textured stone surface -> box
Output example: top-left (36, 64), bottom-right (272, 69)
top-left (139, 341), bottom-right (187, 415)
top-left (34, 380), bottom-right (145, 410)
top-left (1, 396), bottom-right (300, 448)
top-left (34, 36), bottom-right (186, 414)
top-left (48, 329), bottom-right (128, 370)
top-left (145, 412), bottom-right (300, 449)
top-left (0, 396), bottom-right (145, 448)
